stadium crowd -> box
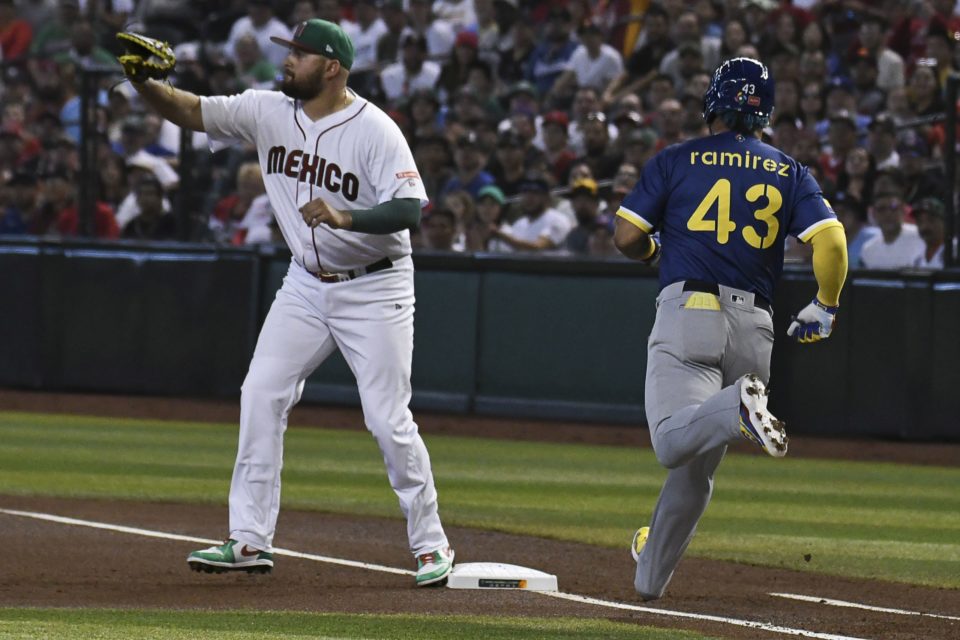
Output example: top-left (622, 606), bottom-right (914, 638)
top-left (0, 0), bottom-right (957, 268)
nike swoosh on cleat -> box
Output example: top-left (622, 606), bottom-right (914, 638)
top-left (240, 545), bottom-right (262, 557)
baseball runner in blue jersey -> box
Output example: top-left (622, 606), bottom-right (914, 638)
top-left (613, 58), bottom-right (849, 600)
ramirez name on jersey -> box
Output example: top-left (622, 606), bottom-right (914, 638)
top-left (688, 149), bottom-right (791, 177)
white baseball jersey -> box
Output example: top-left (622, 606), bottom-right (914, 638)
top-left (200, 89), bottom-right (427, 273)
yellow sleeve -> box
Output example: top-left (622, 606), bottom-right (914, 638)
top-left (809, 224), bottom-right (848, 307)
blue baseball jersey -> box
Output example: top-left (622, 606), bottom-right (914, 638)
top-left (617, 131), bottom-right (840, 302)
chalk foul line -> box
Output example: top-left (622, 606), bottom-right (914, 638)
top-left (1, 508), bottom-right (869, 640)
top-left (769, 592), bottom-right (960, 622)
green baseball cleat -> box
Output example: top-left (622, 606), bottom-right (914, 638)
top-left (415, 547), bottom-right (455, 587)
top-left (187, 539), bottom-right (273, 574)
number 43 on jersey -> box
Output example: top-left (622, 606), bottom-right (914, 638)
top-left (688, 178), bottom-right (781, 249)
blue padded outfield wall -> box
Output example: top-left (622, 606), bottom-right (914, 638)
top-left (1, 238), bottom-right (956, 441)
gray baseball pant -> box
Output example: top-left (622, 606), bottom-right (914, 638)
top-left (635, 280), bottom-right (774, 600)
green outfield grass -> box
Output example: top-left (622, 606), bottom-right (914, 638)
top-left (1, 412), bottom-right (958, 589)
top-left (0, 609), bottom-right (715, 640)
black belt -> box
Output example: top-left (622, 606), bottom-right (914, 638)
top-left (682, 280), bottom-right (771, 314)
top-left (312, 257), bottom-right (393, 283)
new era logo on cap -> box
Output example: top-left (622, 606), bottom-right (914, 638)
top-left (326, 44), bottom-right (333, 53)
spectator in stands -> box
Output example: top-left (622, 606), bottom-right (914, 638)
top-left (210, 162), bottom-right (267, 245)
top-left (98, 153), bottom-right (128, 212)
top-left (0, 0), bottom-right (33, 60)
top-left (497, 13), bottom-right (536, 86)
top-left (925, 23), bottom-right (958, 90)
top-left (438, 31), bottom-right (481, 103)
top-left (604, 4), bottom-right (673, 107)
top-left (473, 0), bottom-right (501, 68)
top-left (860, 188), bottom-right (925, 270)
top-left (821, 110), bottom-right (859, 184)
top-left (907, 59), bottom-right (945, 117)
top-left (432, 0), bottom-right (477, 33)
top-left (832, 191), bottom-right (879, 269)
top-left (381, 33), bottom-right (442, 107)
top-left (548, 21), bottom-right (624, 106)
top-left (441, 130), bottom-right (494, 199)
top-left (122, 176), bottom-right (177, 241)
top-left (868, 113), bottom-right (900, 170)
top-left (834, 147), bottom-right (876, 205)
top-left (621, 127), bottom-right (657, 173)
top-left (404, 0), bottom-right (455, 62)
top-left (644, 72), bottom-right (676, 113)
top-left (443, 190), bottom-right (476, 241)
top-left (37, 168), bottom-right (119, 238)
top-left (466, 183), bottom-right (507, 252)
top-left (113, 114), bottom-right (179, 193)
top-left (799, 20), bottom-right (841, 78)
top-left (849, 49), bottom-right (886, 116)
top-left (413, 134), bottom-right (454, 202)
top-left (53, 19), bottom-right (116, 69)
top-left (857, 14), bottom-right (905, 92)
top-left (719, 18), bottom-right (748, 61)
top-left (653, 97), bottom-right (685, 149)
top-left (564, 177), bottom-right (602, 255)
top-left (342, 0), bottom-right (388, 94)
top-left (609, 162), bottom-right (639, 209)
top-left (574, 111), bottom-right (621, 182)
top-left (659, 11), bottom-right (720, 86)
top-left (898, 133), bottom-right (948, 205)
top-left (376, 0), bottom-right (408, 70)
top-left (0, 171), bottom-right (37, 234)
top-left (490, 173), bottom-right (572, 252)
top-left (234, 33), bottom-right (277, 91)
top-left (290, 0), bottom-right (324, 27)
top-left (407, 88), bottom-right (443, 139)
top-left (225, 0), bottom-right (292, 70)
top-left (540, 110), bottom-right (576, 186)
top-left (491, 129), bottom-right (532, 198)
top-left (529, 8), bottom-right (578, 100)
top-left (912, 197), bottom-right (950, 269)
top-left (587, 219), bottom-right (617, 257)
top-left (797, 49), bottom-right (828, 90)
top-left (798, 81), bottom-right (826, 132)
top-left (421, 206), bottom-right (459, 252)
top-left (29, 0), bottom-right (79, 61)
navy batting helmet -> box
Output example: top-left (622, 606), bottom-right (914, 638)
top-left (702, 57), bottom-right (775, 127)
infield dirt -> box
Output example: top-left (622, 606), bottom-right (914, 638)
top-left (1, 389), bottom-right (958, 640)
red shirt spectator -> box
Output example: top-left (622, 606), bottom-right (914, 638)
top-left (0, 0), bottom-right (32, 59)
top-left (56, 202), bottom-right (121, 239)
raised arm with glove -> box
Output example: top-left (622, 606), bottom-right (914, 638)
top-left (787, 224), bottom-right (848, 343)
top-left (116, 32), bottom-right (176, 83)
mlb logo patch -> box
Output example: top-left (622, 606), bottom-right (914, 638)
top-left (747, 96), bottom-right (761, 106)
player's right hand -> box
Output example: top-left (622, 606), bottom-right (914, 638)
top-left (787, 298), bottom-right (838, 343)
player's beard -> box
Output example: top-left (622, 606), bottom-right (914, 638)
top-left (281, 66), bottom-right (325, 101)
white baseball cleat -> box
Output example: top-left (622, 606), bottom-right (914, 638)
top-left (738, 374), bottom-right (788, 457)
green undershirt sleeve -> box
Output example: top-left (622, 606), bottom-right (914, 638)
top-left (349, 198), bottom-right (422, 234)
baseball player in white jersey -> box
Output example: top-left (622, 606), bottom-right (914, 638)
top-left (123, 19), bottom-right (454, 586)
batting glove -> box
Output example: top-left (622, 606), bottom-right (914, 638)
top-left (787, 298), bottom-right (838, 343)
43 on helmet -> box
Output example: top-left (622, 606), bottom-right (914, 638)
top-left (702, 57), bottom-right (775, 127)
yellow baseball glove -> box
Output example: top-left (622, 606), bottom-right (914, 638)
top-left (116, 32), bottom-right (176, 83)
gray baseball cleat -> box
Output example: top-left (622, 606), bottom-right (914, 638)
top-left (738, 374), bottom-right (788, 457)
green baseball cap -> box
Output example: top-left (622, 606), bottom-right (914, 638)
top-left (271, 19), bottom-right (355, 70)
